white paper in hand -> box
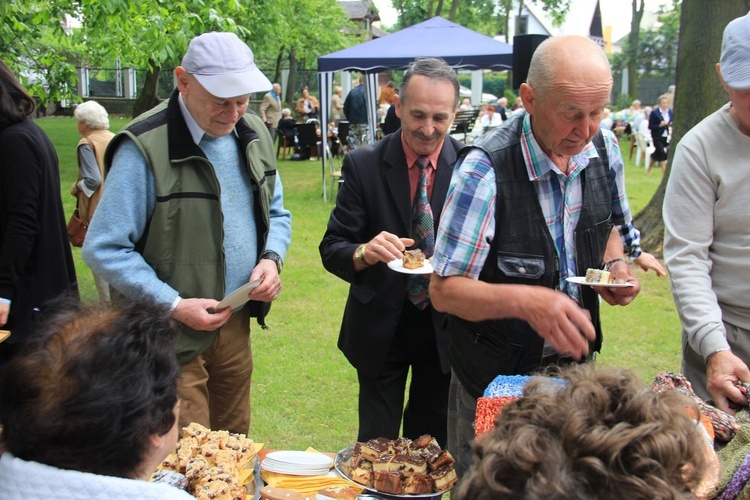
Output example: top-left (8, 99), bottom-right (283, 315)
top-left (216, 279), bottom-right (263, 310)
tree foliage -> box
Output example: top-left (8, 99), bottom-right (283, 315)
top-left (0, 0), bottom-right (81, 106)
top-left (391, 0), bottom-right (570, 36)
top-left (524, 0), bottom-right (572, 27)
top-left (260, 0), bottom-right (357, 104)
top-left (0, 0), bottom-right (354, 113)
top-left (625, 0), bottom-right (645, 99)
top-left (634, 0), bottom-right (750, 255)
top-left (610, 0), bottom-right (681, 92)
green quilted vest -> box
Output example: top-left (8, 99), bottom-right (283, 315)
top-left (105, 91), bottom-right (277, 363)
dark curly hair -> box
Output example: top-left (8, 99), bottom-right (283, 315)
top-left (0, 298), bottom-right (180, 479)
top-left (455, 364), bottom-right (707, 500)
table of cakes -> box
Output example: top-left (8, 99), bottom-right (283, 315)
top-left (158, 423), bottom-right (457, 499)
top-left (162, 255), bottom-right (456, 499)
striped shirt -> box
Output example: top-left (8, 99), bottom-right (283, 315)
top-left (433, 112), bottom-right (639, 303)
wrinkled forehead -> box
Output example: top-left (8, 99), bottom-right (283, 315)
top-left (544, 75), bottom-right (612, 109)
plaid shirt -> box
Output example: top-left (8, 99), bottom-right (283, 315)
top-left (433, 112), bottom-right (639, 302)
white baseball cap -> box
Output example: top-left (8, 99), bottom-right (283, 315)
top-left (720, 11), bottom-right (750, 90)
top-left (181, 32), bottom-right (272, 98)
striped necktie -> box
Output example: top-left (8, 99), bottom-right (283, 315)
top-left (407, 156), bottom-right (434, 310)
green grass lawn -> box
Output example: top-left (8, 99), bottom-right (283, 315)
top-left (37, 117), bottom-right (679, 453)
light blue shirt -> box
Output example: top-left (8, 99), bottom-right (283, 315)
top-left (82, 98), bottom-right (291, 309)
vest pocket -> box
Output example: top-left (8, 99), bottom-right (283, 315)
top-left (496, 252), bottom-right (545, 280)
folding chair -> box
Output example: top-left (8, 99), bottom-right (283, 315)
top-left (328, 143), bottom-right (343, 197)
top-left (276, 134), bottom-right (294, 160)
top-left (296, 122), bottom-right (319, 160)
top-left (634, 132), bottom-right (654, 168)
top-left (450, 109), bottom-right (480, 142)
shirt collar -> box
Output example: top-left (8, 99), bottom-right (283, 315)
top-left (178, 93), bottom-right (239, 145)
top-left (519, 112), bottom-right (599, 180)
top-left (400, 132), bottom-right (444, 170)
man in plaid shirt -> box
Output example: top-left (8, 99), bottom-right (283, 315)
top-left (430, 35), bottom-right (642, 477)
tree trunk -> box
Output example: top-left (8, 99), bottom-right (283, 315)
top-left (448, 0), bottom-right (459, 21)
top-left (634, 0), bottom-right (750, 256)
top-left (626, 0), bottom-right (645, 100)
top-left (285, 47), bottom-right (298, 106)
top-left (273, 47), bottom-right (285, 86)
top-left (427, 0), bottom-right (435, 18)
top-left (133, 64), bottom-right (162, 117)
top-left (399, 8), bottom-right (409, 28)
top-left (435, 0), bottom-right (444, 17)
top-left (501, 0), bottom-right (513, 89)
top-left (501, 0), bottom-right (511, 42)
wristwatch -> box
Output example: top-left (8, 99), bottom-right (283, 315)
top-left (262, 251), bottom-right (283, 274)
top-left (354, 244), bottom-right (370, 266)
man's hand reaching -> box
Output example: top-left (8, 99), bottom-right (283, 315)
top-left (172, 298), bottom-right (232, 331)
top-left (707, 350), bottom-right (750, 414)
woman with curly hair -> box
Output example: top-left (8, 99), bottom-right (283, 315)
top-left (0, 299), bottom-right (191, 499)
top-left (455, 364), bottom-right (707, 499)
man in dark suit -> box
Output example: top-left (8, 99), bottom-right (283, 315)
top-left (320, 57), bottom-right (461, 446)
top-left (647, 94), bottom-right (673, 174)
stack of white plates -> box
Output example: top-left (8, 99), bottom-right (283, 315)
top-left (261, 450), bottom-right (333, 476)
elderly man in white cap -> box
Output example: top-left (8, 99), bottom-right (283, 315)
top-left (664, 12), bottom-right (750, 413)
top-left (83, 32), bottom-right (292, 433)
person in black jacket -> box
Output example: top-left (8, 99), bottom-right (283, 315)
top-left (0, 58), bottom-right (79, 366)
top-left (320, 57), bottom-right (462, 447)
top-left (277, 108), bottom-right (298, 147)
top-left (647, 95), bottom-right (673, 174)
top-left (343, 76), bottom-right (370, 149)
top-left (381, 100), bottom-right (401, 136)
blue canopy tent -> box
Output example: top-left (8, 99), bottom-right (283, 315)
top-left (317, 16), bottom-right (513, 200)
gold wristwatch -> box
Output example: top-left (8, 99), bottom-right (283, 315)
top-left (355, 244), bottom-right (370, 266)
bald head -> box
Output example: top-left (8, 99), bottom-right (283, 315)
top-left (520, 36), bottom-right (614, 158)
top-left (526, 36), bottom-right (612, 98)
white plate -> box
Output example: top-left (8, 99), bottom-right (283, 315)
top-left (261, 460), bottom-right (330, 472)
top-left (260, 461), bottom-right (331, 476)
top-left (387, 259), bottom-right (434, 275)
top-left (566, 276), bottom-right (635, 288)
top-left (216, 279), bottom-right (263, 310)
top-left (265, 450), bottom-right (333, 468)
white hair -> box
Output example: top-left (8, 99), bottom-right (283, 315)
top-left (74, 100), bottom-right (110, 130)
